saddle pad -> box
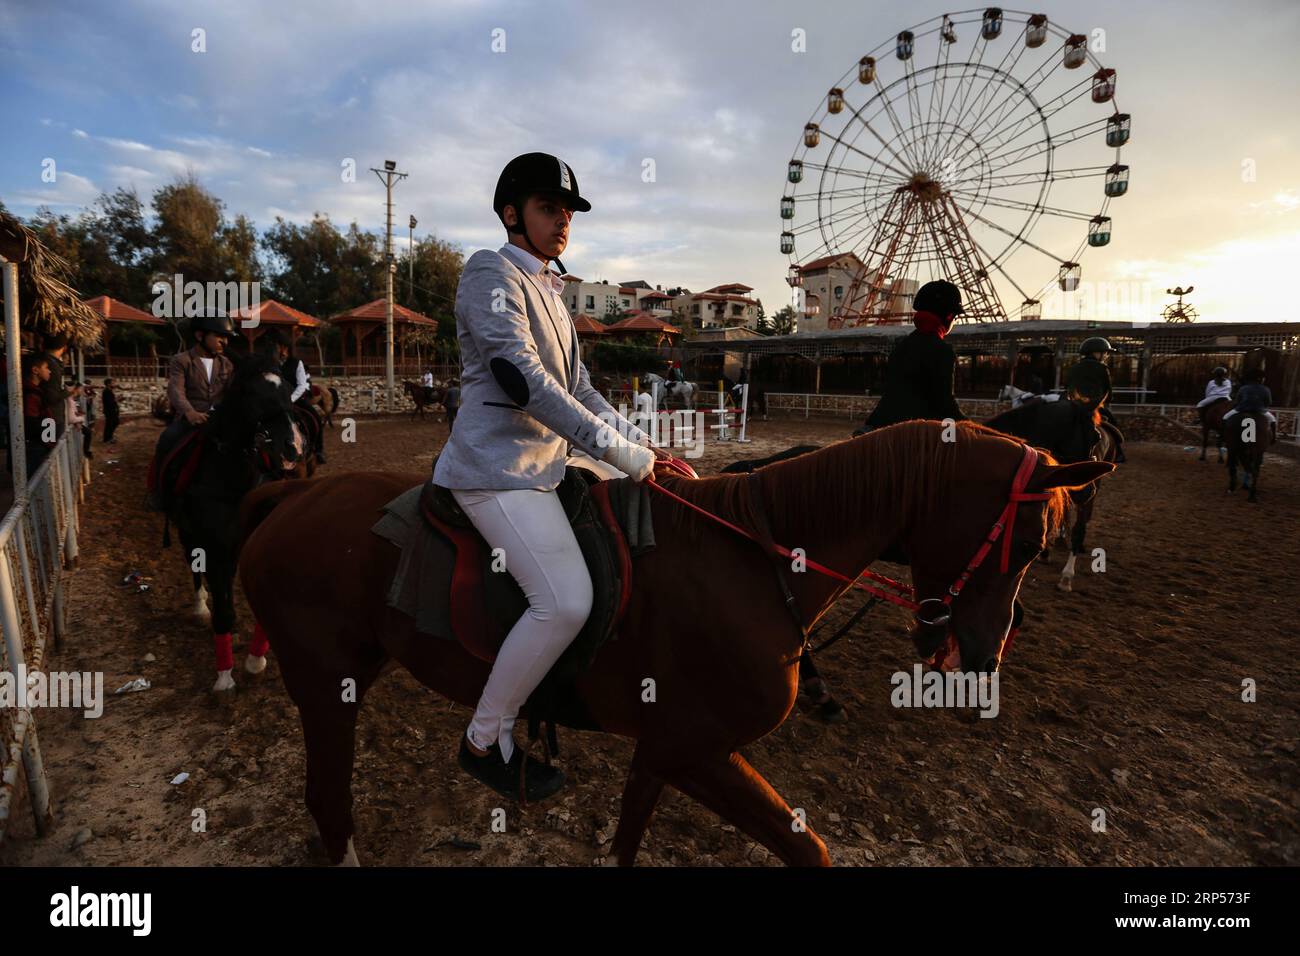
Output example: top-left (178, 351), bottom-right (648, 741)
top-left (370, 474), bottom-right (651, 663)
top-left (146, 428), bottom-right (206, 496)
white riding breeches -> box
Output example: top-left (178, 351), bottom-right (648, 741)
top-left (450, 486), bottom-right (593, 762)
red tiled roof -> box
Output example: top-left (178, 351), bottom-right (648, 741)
top-left (560, 274), bottom-right (585, 283)
top-left (82, 295), bottom-right (167, 325)
top-left (331, 298), bottom-right (439, 327)
top-left (796, 251), bottom-right (865, 273)
top-left (571, 314), bottom-right (607, 334)
top-left (606, 312), bottom-right (682, 334)
top-left (707, 282), bottom-right (753, 294)
top-left (231, 299), bottom-right (322, 328)
top-left (618, 287), bottom-right (636, 295)
top-left (640, 291), bottom-right (672, 300)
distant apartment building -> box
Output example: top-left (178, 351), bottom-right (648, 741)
top-left (561, 276), bottom-right (680, 319)
top-left (794, 252), bottom-right (917, 331)
top-left (672, 283), bottom-right (761, 331)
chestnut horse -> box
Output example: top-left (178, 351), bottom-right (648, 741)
top-left (237, 422), bottom-right (1110, 866)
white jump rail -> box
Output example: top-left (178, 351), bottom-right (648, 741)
top-left (0, 260), bottom-right (91, 846)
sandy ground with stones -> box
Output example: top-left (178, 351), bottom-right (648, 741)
top-left (2, 406), bottom-right (1296, 867)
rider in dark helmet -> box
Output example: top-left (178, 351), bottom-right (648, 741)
top-left (149, 314), bottom-right (237, 509)
top-left (264, 329), bottom-right (325, 463)
top-left (1065, 336), bottom-right (1125, 462)
top-left (436, 151), bottom-right (661, 803)
top-left (854, 279), bottom-right (966, 435)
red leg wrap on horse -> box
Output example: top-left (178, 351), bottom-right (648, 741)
top-left (213, 633), bottom-right (234, 671)
top-left (249, 621), bottom-right (270, 658)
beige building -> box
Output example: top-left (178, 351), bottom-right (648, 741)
top-left (672, 283), bottom-right (761, 331)
top-left (794, 252), bottom-right (917, 331)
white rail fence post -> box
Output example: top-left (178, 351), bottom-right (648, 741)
top-left (0, 258), bottom-right (92, 845)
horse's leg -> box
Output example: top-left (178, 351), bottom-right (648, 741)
top-left (300, 697), bottom-right (362, 866)
top-left (1200, 421), bottom-right (1208, 461)
top-left (1060, 498), bottom-right (1093, 592)
top-left (798, 649), bottom-right (847, 723)
top-left (608, 745), bottom-right (666, 867)
top-left (245, 619), bottom-right (270, 675)
top-left (208, 553), bottom-right (238, 692)
top-left (663, 751), bottom-right (831, 866)
top-left (180, 528), bottom-right (211, 622)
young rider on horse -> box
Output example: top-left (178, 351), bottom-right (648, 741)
top-left (1065, 336), bottom-right (1126, 462)
top-left (854, 280), bottom-right (966, 436)
top-left (267, 330), bottom-right (326, 464)
top-left (152, 315), bottom-right (236, 491)
top-left (1223, 366), bottom-right (1278, 441)
top-left (1197, 366), bottom-right (1232, 425)
top-left (432, 152), bottom-right (664, 802)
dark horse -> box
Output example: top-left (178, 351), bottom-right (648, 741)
top-left (1226, 411), bottom-right (1272, 502)
top-left (237, 421), bottom-right (1110, 866)
top-left (1201, 398), bottom-right (1232, 463)
top-left (402, 380), bottom-right (444, 419)
top-left (164, 354), bottom-right (306, 691)
top-left (984, 399), bottom-right (1121, 593)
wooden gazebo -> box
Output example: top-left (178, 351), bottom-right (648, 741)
top-left (82, 295), bottom-right (168, 377)
top-left (604, 312), bottom-right (682, 348)
top-left (330, 298), bottom-right (439, 375)
top-left (229, 299), bottom-right (322, 353)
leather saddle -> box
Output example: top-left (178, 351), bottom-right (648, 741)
top-left (146, 426), bottom-right (206, 511)
top-left (418, 462), bottom-right (635, 729)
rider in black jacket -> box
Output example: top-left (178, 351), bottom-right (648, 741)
top-left (1065, 336), bottom-right (1126, 463)
top-left (855, 280), bottom-right (966, 434)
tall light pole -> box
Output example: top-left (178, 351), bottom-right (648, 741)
top-left (371, 160), bottom-right (407, 407)
top-left (408, 214), bottom-right (417, 306)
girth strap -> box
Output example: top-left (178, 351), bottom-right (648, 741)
top-left (746, 472), bottom-right (809, 642)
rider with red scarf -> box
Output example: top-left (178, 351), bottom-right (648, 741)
top-left (855, 280), bottom-right (966, 435)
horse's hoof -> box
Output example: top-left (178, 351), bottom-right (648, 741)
top-left (212, 669), bottom-right (236, 693)
top-left (335, 838), bottom-right (360, 867)
top-left (1057, 577), bottom-right (1073, 593)
top-left (245, 654), bottom-right (267, 675)
top-left (817, 700), bottom-right (849, 724)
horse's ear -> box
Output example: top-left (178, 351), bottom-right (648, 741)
top-left (1031, 460), bottom-right (1115, 491)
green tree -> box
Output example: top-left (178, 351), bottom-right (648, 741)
top-left (772, 304), bottom-right (798, 336)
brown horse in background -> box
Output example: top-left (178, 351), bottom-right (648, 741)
top-left (402, 379), bottom-right (444, 419)
top-left (237, 422), bottom-right (1110, 866)
top-left (1201, 398), bottom-right (1232, 462)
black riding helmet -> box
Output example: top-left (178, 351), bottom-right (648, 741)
top-left (1079, 336), bottom-right (1113, 355)
top-left (1212, 365), bottom-right (1228, 377)
top-left (493, 152), bottom-right (590, 274)
top-left (191, 314), bottom-right (236, 338)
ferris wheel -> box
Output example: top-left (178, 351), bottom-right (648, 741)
top-left (780, 8), bottom-right (1130, 327)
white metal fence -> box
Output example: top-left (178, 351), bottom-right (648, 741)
top-left (0, 413), bottom-right (89, 843)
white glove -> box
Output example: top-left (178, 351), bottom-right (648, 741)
top-left (601, 433), bottom-right (656, 482)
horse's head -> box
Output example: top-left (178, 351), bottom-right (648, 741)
top-left (903, 428), bottom-right (1113, 673)
top-left (216, 355), bottom-right (303, 475)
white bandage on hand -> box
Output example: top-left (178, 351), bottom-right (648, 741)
top-left (601, 432), bottom-right (656, 482)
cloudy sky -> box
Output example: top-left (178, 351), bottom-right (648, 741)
top-left (2, 0), bottom-right (1298, 324)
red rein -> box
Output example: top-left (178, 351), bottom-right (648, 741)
top-left (645, 444), bottom-right (1050, 632)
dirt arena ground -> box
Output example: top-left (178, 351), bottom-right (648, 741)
top-left (2, 408), bottom-right (1297, 867)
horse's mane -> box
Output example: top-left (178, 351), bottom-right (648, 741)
top-left (662, 420), bottom-right (1068, 543)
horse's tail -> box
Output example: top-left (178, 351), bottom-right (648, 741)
top-left (328, 386), bottom-right (339, 410)
top-left (238, 479), bottom-right (315, 549)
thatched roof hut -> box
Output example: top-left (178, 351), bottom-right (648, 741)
top-left (0, 210), bottom-right (105, 348)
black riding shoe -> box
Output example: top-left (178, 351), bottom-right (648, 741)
top-left (457, 737), bottom-right (565, 803)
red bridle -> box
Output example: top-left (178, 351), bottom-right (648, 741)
top-left (645, 443), bottom-right (1052, 645)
